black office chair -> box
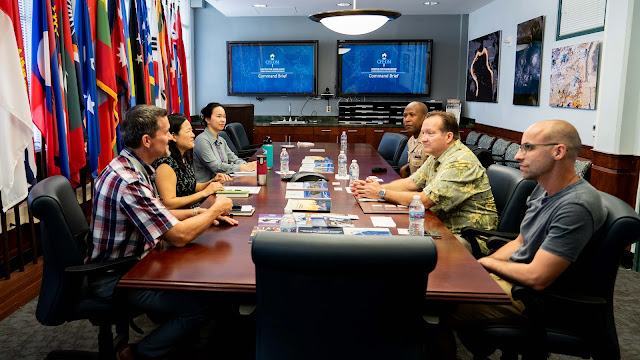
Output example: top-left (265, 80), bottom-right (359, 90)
top-left (218, 130), bottom-right (242, 158)
top-left (377, 132), bottom-right (409, 168)
top-left (252, 232), bottom-right (438, 360)
top-left (461, 165), bottom-right (537, 258)
top-left (224, 122), bottom-right (261, 158)
top-left (28, 175), bottom-right (139, 359)
top-left (461, 191), bottom-right (640, 360)
top-left (393, 141), bottom-right (410, 174)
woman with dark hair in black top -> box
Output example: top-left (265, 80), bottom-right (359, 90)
top-left (153, 113), bottom-right (231, 209)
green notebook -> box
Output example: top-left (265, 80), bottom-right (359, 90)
top-left (216, 190), bottom-right (250, 198)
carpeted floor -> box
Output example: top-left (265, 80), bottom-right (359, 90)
top-left (1, 268), bottom-right (638, 360)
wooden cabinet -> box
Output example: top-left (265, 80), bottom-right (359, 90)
top-left (261, 127), bottom-right (314, 143)
top-left (256, 125), bottom-right (404, 148)
top-left (365, 127), bottom-right (409, 149)
top-left (313, 127), bottom-right (366, 144)
top-left (224, 104), bottom-right (255, 143)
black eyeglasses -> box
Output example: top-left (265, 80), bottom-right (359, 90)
top-left (520, 143), bottom-right (559, 155)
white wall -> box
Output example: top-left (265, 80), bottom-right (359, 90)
top-left (466, 0), bottom-right (604, 146)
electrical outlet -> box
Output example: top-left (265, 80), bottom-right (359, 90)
top-left (326, 105), bottom-right (331, 112)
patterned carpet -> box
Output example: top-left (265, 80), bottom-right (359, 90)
top-left (1, 268), bottom-right (638, 360)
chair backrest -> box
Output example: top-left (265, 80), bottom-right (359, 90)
top-left (547, 191), bottom-right (640, 358)
top-left (491, 138), bottom-right (511, 164)
top-left (396, 141), bottom-right (410, 170)
top-left (466, 131), bottom-right (481, 146)
top-left (377, 132), bottom-right (409, 166)
top-left (252, 232), bottom-right (438, 360)
top-left (486, 165), bottom-right (537, 233)
top-left (504, 143), bottom-right (521, 168)
top-left (574, 159), bottom-right (592, 180)
top-left (218, 130), bottom-right (239, 156)
top-left (477, 134), bottom-right (496, 150)
top-left (471, 147), bottom-right (494, 169)
top-left (224, 122), bottom-right (251, 151)
top-left (27, 175), bottom-right (89, 326)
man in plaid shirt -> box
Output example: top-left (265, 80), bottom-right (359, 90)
top-left (87, 105), bottom-right (237, 360)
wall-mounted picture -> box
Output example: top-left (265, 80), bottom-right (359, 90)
top-left (466, 30), bottom-right (501, 103)
top-left (513, 16), bottom-right (544, 106)
top-left (549, 41), bottom-right (600, 109)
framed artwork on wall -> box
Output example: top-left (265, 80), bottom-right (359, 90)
top-left (556, 0), bottom-right (606, 40)
top-left (466, 30), bottom-right (501, 103)
top-left (549, 41), bottom-right (600, 109)
top-left (513, 16), bottom-right (544, 106)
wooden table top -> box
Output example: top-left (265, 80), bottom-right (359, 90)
top-left (119, 142), bottom-right (510, 304)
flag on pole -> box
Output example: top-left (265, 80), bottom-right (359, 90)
top-left (129, 0), bottom-right (146, 105)
top-left (31, 0), bottom-right (71, 179)
top-left (95, 0), bottom-right (118, 170)
top-left (174, 6), bottom-right (189, 118)
top-left (109, 0), bottom-right (129, 153)
top-left (58, 0), bottom-right (86, 185)
top-left (157, 0), bottom-right (172, 111)
top-left (75, 0), bottom-right (100, 177)
top-left (0, 0), bottom-right (37, 211)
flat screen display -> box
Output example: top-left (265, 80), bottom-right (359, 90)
top-left (227, 41), bottom-right (318, 96)
top-left (337, 40), bottom-right (433, 96)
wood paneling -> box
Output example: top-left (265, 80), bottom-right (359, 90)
top-left (471, 123), bottom-right (640, 208)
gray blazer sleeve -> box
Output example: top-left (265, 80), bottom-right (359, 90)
top-left (193, 134), bottom-right (242, 175)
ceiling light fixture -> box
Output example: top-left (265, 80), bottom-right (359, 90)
top-left (253, 4), bottom-right (267, 8)
top-left (424, 1), bottom-right (439, 5)
top-left (336, 2), bottom-right (351, 6)
top-left (309, 0), bottom-right (400, 36)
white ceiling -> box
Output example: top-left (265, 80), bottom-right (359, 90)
top-left (205, 0), bottom-right (496, 17)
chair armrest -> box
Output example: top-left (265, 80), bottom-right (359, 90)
top-left (65, 256), bottom-right (139, 276)
top-left (512, 285), bottom-right (607, 308)
top-left (238, 149), bottom-right (258, 158)
top-left (460, 227), bottom-right (519, 258)
top-left (249, 143), bottom-right (262, 149)
top-left (486, 234), bottom-right (519, 251)
top-left (461, 227), bottom-right (519, 240)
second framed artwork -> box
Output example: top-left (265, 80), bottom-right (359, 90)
top-left (466, 30), bottom-right (501, 103)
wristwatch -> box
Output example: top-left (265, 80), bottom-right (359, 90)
top-left (378, 188), bottom-right (386, 200)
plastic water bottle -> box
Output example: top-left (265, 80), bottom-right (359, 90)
top-left (338, 151), bottom-right (347, 178)
top-left (340, 131), bottom-right (347, 151)
top-left (349, 160), bottom-right (359, 186)
top-left (409, 195), bottom-right (425, 236)
top-left (279, 208), bottom-right (297, 232)
top-left (280, 147), bottom-right (289, 174)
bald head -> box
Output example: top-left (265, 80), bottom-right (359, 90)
top-left (407, 101), bottom-right (428, 116)
top-left (526, 120), bottom-right (582, 160)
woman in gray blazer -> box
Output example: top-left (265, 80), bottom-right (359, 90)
top-left (193, 103), bottom-right (257, 181)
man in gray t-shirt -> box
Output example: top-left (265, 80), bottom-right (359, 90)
top-left (477, 120), bottom-right (606, 292)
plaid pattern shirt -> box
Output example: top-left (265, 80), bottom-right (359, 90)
top-left (87, 148), bottom-right (179, 263)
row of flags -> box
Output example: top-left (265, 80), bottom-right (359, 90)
top-left (0, 0), bottom-right (190, 212)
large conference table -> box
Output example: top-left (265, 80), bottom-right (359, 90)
top-left (119, 142), bottom-right (510, 304)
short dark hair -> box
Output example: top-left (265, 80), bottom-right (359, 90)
top-left (200, 102), bottom-right (224, 120)
top-left (167, 113), bottom-right (192, 168)
top-left (427, 110), bottom-right (460, 140)
top-left (121, 105), bottom-right (168, 148)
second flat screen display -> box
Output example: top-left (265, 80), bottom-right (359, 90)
top-left (338, 40), bottom-right (432, 96)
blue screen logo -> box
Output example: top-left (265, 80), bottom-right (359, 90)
top-left (265, 54), bottom-right (280, 67)
top-left (377, 53), bottom-right (391, 67)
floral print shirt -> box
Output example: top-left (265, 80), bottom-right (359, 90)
top-left (410, 139), bottom-right (498, 234)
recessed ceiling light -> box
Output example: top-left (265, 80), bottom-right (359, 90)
top-left (424, 1), bottom-right (439, 5)
top-left (253, 4), bottom-right (267, 7)
top-left (336, 2), bottom-right (351, 6)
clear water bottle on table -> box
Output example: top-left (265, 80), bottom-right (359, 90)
top-left (280, 147), bottom-right (289, 174)
top-left (337, 151), bottom-right (347, 178)
top-left (409, 195), bottom-right (425, 236)
top-left (280, 208), bottom-right (297, 232)
top-left (340, 131), bottom-right (347, 151)
top-left (349, 160), bottom-right (359, 186)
